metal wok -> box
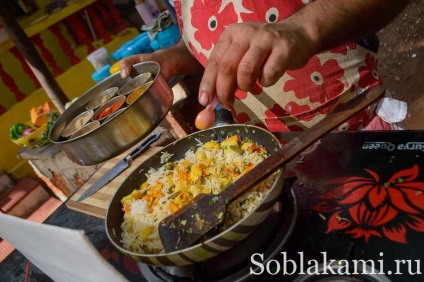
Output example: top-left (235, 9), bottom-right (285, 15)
top-left (105, 124), bottom-right (284, 266)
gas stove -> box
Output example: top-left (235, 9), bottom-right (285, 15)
top-left (136, 131), bottom-right (424, 281)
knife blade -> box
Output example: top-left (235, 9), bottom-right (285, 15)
top-left (76, 131), bottom-right (161, 202)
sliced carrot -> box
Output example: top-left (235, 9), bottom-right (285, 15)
top-left (169, 201), bottom-right (179, 212)
top-left (124, 202), bottom-right (130, 214)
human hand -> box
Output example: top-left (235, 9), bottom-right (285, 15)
top-left (119, 39), bottom-right (204, 81)
top-left (198, 21), bottom-right (313, 108)
top-left (119, 52), bottom-right (174, 80)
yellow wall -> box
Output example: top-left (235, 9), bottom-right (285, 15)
top-left (0, 27), bottom-right (139, 179)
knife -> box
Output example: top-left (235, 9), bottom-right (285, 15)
top-left (76, 131), bottom-right (161, 202)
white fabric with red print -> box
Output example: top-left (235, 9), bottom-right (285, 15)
top-left (173, 0), bottom-right (406, 131)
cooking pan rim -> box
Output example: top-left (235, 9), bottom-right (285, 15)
top-left (105, 124), bottom-right (284, 257)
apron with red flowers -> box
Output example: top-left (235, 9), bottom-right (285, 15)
top-left (174, 0), bottom-right (383, 132)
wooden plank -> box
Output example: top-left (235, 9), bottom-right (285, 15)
top-left (66, 146), bottom-right (163, 219)
top-left (0, 1), bottom-right (69, 112)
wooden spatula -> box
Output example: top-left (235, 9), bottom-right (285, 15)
top-left (158, 85), bottom-right (386, 253)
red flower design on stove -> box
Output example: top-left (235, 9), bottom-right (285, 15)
top-left (101, 248), bottom-right (139, 274)
top-left (314, 165), bottom-right (424, 244)
top-left (358, 53), bottom-right (382, 89)
top-left (284, 56), bottom-right (345, 104)
top-left (101, 249), bottom-right (119, 263)
top-left (191, 1), bottom-right (238, 51)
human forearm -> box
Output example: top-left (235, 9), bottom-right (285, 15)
top-left (154, 39), bottom-right (204, 78)
top-left (120, 39), bottom-right (204, 80)
top-left (289, 0), bottom-right (411, 55)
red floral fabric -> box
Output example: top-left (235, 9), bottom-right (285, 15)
top-left (358, 53), bottom-right (383, 88)
top-left (190, 1), bottom-right (238, 51)
top-left (174, 0), bottom-right (384, 132)
top-left (284, 56), bottom-right (345, 104)
top-left (240, 0), bottom-right (305, 23)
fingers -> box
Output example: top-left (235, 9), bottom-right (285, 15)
top-left (199, 23), bottom-right (274, 108)
top-left (199, 34), bottom-right (232, 107)
top-left (199, 22), bottom-right (307, 109)
top-left (237, 45), bottom-right (270, 91)
top-left (119, 53), bottom-right (158, 79)
top-left (259, 48), bottom-right (290, 87)
top-left (119, 55), bottom-right (146, 79)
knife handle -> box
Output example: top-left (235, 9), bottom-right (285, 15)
top-left (128, 132), bottom-right (161, 161)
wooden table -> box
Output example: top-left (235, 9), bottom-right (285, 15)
top-left (19, 113), bottom-right (188, 202)
top-left (66, 146), bottom-right (163, 218)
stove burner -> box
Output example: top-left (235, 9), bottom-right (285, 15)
top-left (137, 178), bottom-right (299, 281)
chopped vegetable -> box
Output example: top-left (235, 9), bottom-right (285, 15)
top-left (22, 128), bottom-right (35, 137)
top-left (208, 196), bottom-right (219, 206)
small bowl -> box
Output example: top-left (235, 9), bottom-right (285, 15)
top-left (103, 107), bottom-right (126, 124)
top-left (61, 110), bottom-right (94, 138)
top-left (92, 95), bottom-right (126, 123)
top-left (118, 72), bottom-right (153, 96)
top-left (126, 81), bottom-right (153, 105)
top-left (86, 87), bottom-right (118, 111)
top-left (12, 123), bottom-right (47, 148)
top-left (69, 121), bottom-right (101, 140)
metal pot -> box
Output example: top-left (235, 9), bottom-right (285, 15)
top-left (105, 124), bottom-right (284, 266)
top-left (49, 62), bottom-right (174, 166)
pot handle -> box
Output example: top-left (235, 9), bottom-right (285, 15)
top-left (166, 74), bottom-right (235, 127)
top-left (213, 103), bottom-right (234, 127)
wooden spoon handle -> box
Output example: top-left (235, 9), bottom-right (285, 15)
top-left (221, 85), bottom-right (386, 202)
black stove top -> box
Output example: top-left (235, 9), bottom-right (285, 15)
top-left (136, 131), bottom-right (424, 281)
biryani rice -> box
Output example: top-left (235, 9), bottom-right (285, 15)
top-left (120, 135), bottom-right (277, 254)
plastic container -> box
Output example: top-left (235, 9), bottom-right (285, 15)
top-left (111, 32), bottom-right (153, 61)
top-left (119, 44), bottom-right (143, 59)
top-left (87, 47), bottom-right (111, 70)
top-left (109, 62), bottom-right (121, 75)
top-left (111, 40), bottom-right (134, 61)
top-left (91, 64), bottom-right (112, 83)
top-left (133, 32), bottom-right (154, 53)
top-left (149, 24), bottom-right (180, 51)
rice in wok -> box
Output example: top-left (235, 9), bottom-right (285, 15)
top-left (120, 134), bottom-right (277, 254)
